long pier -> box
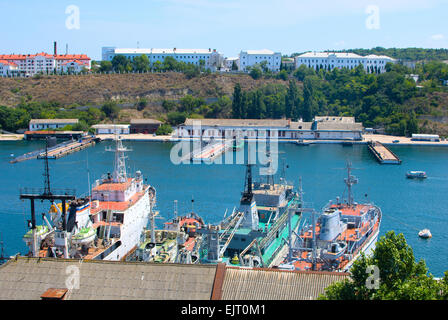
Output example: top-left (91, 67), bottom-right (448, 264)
top-left (10, 136), bottom-right (99, 163)
top-left (181, 140), bottom-right (233, 162)
top-left (368, 140), bottom-right (401, 164)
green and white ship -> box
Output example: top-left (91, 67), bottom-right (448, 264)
top-left (199, 163), bottom-right (302, 267)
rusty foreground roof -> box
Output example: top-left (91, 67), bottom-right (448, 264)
top-left (0, 257), bottom-right (216, 300)
top-left (0, 257), bottom-right (349, 300)
top-left (221, 267), bottom-right (349, 300)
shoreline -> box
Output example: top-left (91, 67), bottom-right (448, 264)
top-left (96, 133), bottom-right (448, 147)
top-left (2, 133), bottom-right (448, 147)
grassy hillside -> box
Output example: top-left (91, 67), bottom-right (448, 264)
top-left (0, 72), bottom-right (287, 107)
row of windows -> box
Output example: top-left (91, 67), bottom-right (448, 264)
top-left (242, 56), bottom-right (280, 60)
top-left (300, 59), bottom-right (387, 64)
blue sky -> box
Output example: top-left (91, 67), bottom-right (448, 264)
top-left (0, 0), bottom-right (447, 60)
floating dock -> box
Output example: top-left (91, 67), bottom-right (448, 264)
top-left (10, 136), bottom-right (99, 163)
top-left (182, 140), bottom-right (233, 162)
top-left (368, 141), bottom-right (401, 164)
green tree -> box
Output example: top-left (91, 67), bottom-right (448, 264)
top-left (320, 231), bottom-right (448, 300)
top-left (232, 83), bottom-right (243, 118)
top-left (167, 111), bottom-right (187, 126)
top-left (249, 66), bottom-right (262, 80)
top-left (132, 54), bottom-right (150, 72)
top-left (101, 101), bottom-right (120, 120)
top-left (99, 60), bottom-right (113, 73)
top-left (155, 123), bottom-right (173, 135)
top-left (111, 55), bottom-right (131, 73)
top-left (302, 77), bottom-right (318, 121)
top-left (162, 100), bottom-right (177, 112)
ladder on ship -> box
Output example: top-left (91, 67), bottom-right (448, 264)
top-left (218, 211), bottom-right (245, 258)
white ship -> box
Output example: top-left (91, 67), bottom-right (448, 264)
top-left (22, 137), bottom-right (156, 261)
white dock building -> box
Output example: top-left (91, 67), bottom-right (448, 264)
top-left (176, 117), bottom-right (363, 141)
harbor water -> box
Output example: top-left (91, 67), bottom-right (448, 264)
top-left (1, 140), bottom-right (447, 276)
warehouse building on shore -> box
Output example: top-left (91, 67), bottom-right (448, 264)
top-left (29, 119), bottom-right (79, 131)
top-left (175, 117), bottom-right (363, 141)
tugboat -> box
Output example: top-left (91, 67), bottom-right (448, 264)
top-left (281, 162), bottom-right (382, 272)
top-left (406, 171), bottom-right (427, 179)
top-left (21, 137), bottom-right (156, 261)
top-left (130, 200), bottom-right (205, 264)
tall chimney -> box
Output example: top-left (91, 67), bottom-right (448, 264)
top-left (54, 41), bottom-right (57, 56)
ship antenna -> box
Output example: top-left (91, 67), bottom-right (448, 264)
top-left (174, 200), bottom-right (178, 219)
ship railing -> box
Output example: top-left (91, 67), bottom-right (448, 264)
top-left (264, 237), bottom-right (287, 267)
top-left (20, 187), bottom-right (76, 196)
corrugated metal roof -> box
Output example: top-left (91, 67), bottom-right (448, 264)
top-left (317, 122), bottom-right (363, 131)
top-left (183, 118), bottom-right (290, 128)
top-left (130, 119), bottom-right (163, 125)
top-left (221, 267), bottom-right (349, 300)
top-left (0, 257), bottom-right (217, 300)
top-left (29, 119), bottom-right (79, 124)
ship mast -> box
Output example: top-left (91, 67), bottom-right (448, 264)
top-left (106, 136), bottom-right (131, 183)
top-left (344, 161), bottom-right (358, 207)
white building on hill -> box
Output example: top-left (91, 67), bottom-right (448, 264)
top-left (295, 52), bottom-right (395, 73)
top-left (239, 49), bottom-right (282, 72)
top-left (102, 47), bottom-right (224, 71)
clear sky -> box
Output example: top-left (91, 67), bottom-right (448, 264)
top-left (1, 0), bottom-right (447, 60)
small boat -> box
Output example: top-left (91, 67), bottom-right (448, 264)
top-left (406, 171), bottom-right (427, 179)
top-left (23, 225), bottom-right (51, 242)
top-left (418, 229), bottom-right (432, 239)
top-left (71, 227), bottom-right (96, 245)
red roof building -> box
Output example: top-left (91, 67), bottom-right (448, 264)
top-left (0, 52), bottom-right (91, 76)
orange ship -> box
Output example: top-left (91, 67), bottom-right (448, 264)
top-left (280, 162), bottom-right (382, 272)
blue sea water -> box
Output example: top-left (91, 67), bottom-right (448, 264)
top-left (0, 140), bottom-right (447, 276)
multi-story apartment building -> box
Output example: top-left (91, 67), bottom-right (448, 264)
top-left (0, 60), bottom-right (19, 76)
top-left (102, 47), bottom-right (224, 71)
top-left (0, 52), bottom-right (91, 76)
top-left (294, 52), bottom-right (395, 73)
top-left (238, 49), bottom-right (282, 72)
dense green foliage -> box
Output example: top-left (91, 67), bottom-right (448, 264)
top-left (319, 231), bottom-right (448, 300)
top-left (341, 47), bottom-right (448, 61)
top-left (155, 123), bottom-right (173, 135)
top-left (104, 54), bottom-right (205, 78)
top-left (230, 62), bottom-right (448, 136)
top-left (0, 101), bottom-right (105, 133)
